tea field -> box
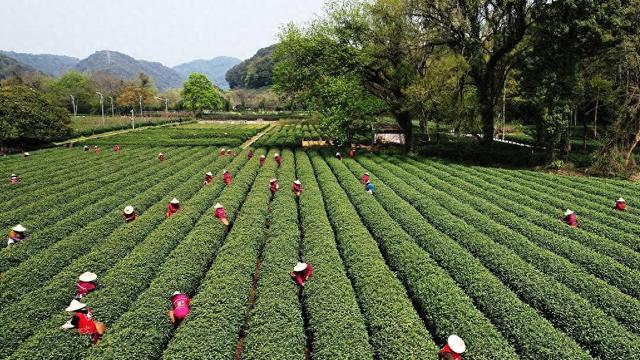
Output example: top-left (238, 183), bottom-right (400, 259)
top-left (0, 136), bottom-right (638, 359)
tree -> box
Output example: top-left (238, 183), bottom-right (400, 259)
top-left (46, 71), bottom-right (96, 114)
top-left (116, 72), bottom-right (157, 113)
top-left (181, 73), bottom-right (224, 117)
top-left (0, 85), bottom-right (71, 151)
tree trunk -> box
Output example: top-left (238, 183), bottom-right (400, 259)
top-left (593, 97), bottom-right (599, 138)
top-left (481, 104), bottom-right (495, 147)
top-left (624, 131), bottom-right (640, 168)
top-left (394, 110), bottom-right (413, 152)
top-left (583, 108), bottom-right (588, 152)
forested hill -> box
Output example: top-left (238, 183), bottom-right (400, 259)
top-left (173, 56), bottom-right (241, 89)
top-left (0, 54), bottom-right (42, 80)
top-left (75, 50), bottom-right (183, 91)
top-left (225, 44), bottom-right (275, 89)
top-left (0, 51), bottom-right (79, 77)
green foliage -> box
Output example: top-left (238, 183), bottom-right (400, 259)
top-left (181, 73), bottom-right (224, 117)
top-left (226, 45), bottom-right (275, 89)
top-left (0, 85), bottom-right (71, 147)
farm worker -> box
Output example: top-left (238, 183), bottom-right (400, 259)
top-left (615, 198), bottom-right (626, 211)
top-left (203, 171), bottom-right (214, 186)
top-left (247, 149), bottom-right (254, 159)
top-left (219, 148), bottom-right (226, 156)
top-left (275, 153), bottom-right (282, 166)
top-left (113, 144), bottom-right (120, 152)
top-left (226, 149), bottom-right (234, 156)
top-left (361, 172), bottom-right (370, 184)
top-left (563, 209), bottom-right (577, 228)
top-left (292, 180), bottom-right (303, 197)
top-left (83, 145), bottom-right (89, 152)
top-left (7, 224), bottom-right (27, 246)
top-left (270, 178), bottom-right (280, 194)
top-left (291, 262), bottom-right (314, 287)
top-left (439, 335), bottom-right (466, 360)
top-left (166, 198), bottom-right (180, 217)
top-left (23, 152), bottom-right (29, 157)
top-left (223, 169), bottom-right (232, 186)
top-left (348, 148), bottom-right (356, 158)
top-left (158, 152), bottom-right (166, 161)
top-left (75, 272), bottom-right (99, 299)
top-left (259, 155), bottom-right (266, 167)
top-left (94, 146), bottom-right (101, 155)
top-left (365, 181), bottom-right (376, 195)
top-left (61, 300), bottom-right (106, 345)
top-left (123, 205), bottom-right (137, 222)
top-left (9, 173), bottom-right (22, 184)
top-left (214, 203), bottom-right (229, 226)
top-left (336, 152), bottom-right (343, 160)
top-left (168, 291), bottom-right (191, 325)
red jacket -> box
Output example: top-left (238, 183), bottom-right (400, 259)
top-left (291, 263), bottom-right (314, 286)
top-left (159, 155), bottom-right (166, 161)
top-left (439, 344), bottom-right (462, 360)
top-left (204, 175), bottom-right (213, 185)
top-left (259, 157), bottom-right (265, 167)
top-left (247, 151), bottom-right (254, 159)
top-left (292, 183), bottom-right (303, 194)
top-left (348, 149), bottom-right (356, 158)
top-left (214, 207), bottom-right (227, 221)
top-left (166, 203), bottom-right (180, 217)
top-left (94, 148), bottom-right (101, 155)
top-left (616, 201), bottom-right (626, 211)
top-left (171, 293), bottom-right (191, 319)
top-left (123, 212), bottom-right (137, 222)
top-left (564, 213), bottom-right (577, 227)
top-left (361, 174), bottom-right (369, 184)
top-left (9, 176), bottom-right (21, 184)
top-left (275, 155), bottom-right (282, 166)
top-left (114, 145), bottom-right (120, 152)
top-left (74, 309), bottom-right (97, 334)
top-left (219, 149), bottom-right (226, 156)
top-left (76, 281), bottom-right (97, 296)
top-left (270, 181), bottom-right (280, 194)
top-left (223, 172), bottom-right (232, 185)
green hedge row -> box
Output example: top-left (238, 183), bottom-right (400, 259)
top-left (292, 150), bottom-right (373, 360)
top-left (421, 159), bottom-right (640, 295)
top-left (343, 156), bottom-right (588, 359)
top-left (162, 150), bottom-right (277, 360)
top-left (308, 152), bottom-right (437, 360)
top-left (86, 149), bottom-right (262, 360)
top-left (400, 157), bottom-right (640, 335)
top-left (0, 147), bottom-right (198, 306)
top-left (471, 167), bottom-right (640, 253)
top-left (241, 148), bottom-right (306, 359)
top-left (371, 157), bottom-right (640, 358)
top-left (324, 155), bottom-right (522, 359)
top-left (0, 148), bottom-right (225, 359)
top-left (0, 147), bottom-right (164, 233)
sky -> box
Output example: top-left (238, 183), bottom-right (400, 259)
top-left (0, 0), bottom-right (327, 66)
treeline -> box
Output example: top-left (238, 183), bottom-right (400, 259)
top-left (273, 0), bottom-right (640, 174)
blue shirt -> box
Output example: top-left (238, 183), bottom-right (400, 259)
top-left (366, 183), bottom-right (376, 193)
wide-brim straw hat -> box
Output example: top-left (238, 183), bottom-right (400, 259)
top-left (12, 224), bottom-right (26, 232)
top-left (206, 171), bottom-right (213, 176)
top-left (364, 172), bottom-right (369, 175)
top-left (220, 148), bottom-right (226, 152)
top-left (564, 209), bottom-right (574, 216)
top-left (274, 153), bottom-right (280, 157)
top-left (158, 153), bottom-right (164, 156)
top-left (10, 173), bottom-right (16, 177)
top-left (294, 180), bottom-right (301, 185)
top-left (617, 198), bottom-right (625, 203)
top-left (223, 169), bottom-right (229, 174)
top-left (171, 291), bottom-right (182, 298)
top-left (124, 206), bottom-right (135, 215)
top-left (447, 335), bottom-right (466, 354)
top-left (78, 272), bottom-right (97, 282)
top-left (260, 155), bottom-right (265, 158)
top-left (24, 152), bottom-right (30, 156)
top-left (270, 178), bottom-right (277, 183)
top-left (293, 262), bottom-right (307, 272)
top-left (170, 198), bottom-right (180, 204)
top-left (214, 203), bottom-right (223, 209)
top-left (65, 300), bottom-right (87, 312)
top-left (336, 152), bottom-right (341, 155)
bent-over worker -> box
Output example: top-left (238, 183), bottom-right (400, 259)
top-left (275, 153), bottom-right (282, 167)
top-left (270, 178), bottom-right (279, 194)
top-left (292, 180), bottom-right (303, 197)
top-left (223, 169), bottom-right (232, 186)
top-left (365, 181), bottom-right (376, 195)
top-left (168, 291), bottom-right (191, 325)
top-left (259, 155), bottom-right (266, 167)
top-left (564, 209), bottom-right (577, 227)
top-left (214, 203), bottom-right (229, 226)
top-left (439, 335), bottom-right (466, 360)
top-left (83, 145), bottom-right (89, 152)
top-left (158, 152), bottom-right (166, 161)
top-left (75, 272), bottom-right (99, 299)
top-left (9, 173), bottom-right (22, 184)
top-left (7, 224), bottom-right (27, 246)
top-left (113, 144), bottom-right (120, 152)
top-left (219, 148), bottom-right (226, 156)
top-left (166, 198), bottom-right (180, 217)
top-left (361, 172), bottom-right (370, 185)
top-left (203, 171), bottom-right (214, 186)
top-left (94, 146), bottom-right (101, 155)
top-left (123, 206), bottom-right (137, 222)
top-left (247, 149), bottom-right (254, 159)
top-left (61, 300), bottom-right (106, 345)
top-left (615, 198), bottom-right (626, 211)
top-left (291, 262), bottom-right (314, 287)
top-left (336, 152), bottom-right (343, 161)
top-left (348, 148), bottom-right (356, 158)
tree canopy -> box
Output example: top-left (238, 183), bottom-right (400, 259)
top-left (181, 73), bottom-right (224, 117)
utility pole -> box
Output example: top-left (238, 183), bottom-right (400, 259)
top-left (139, 95), bottom-right (143, 118)
top-left (70, 95), bottom-right (78, 117)
top-left (96, 92), bottom-right (105, 127)
top-left (130, 109), bottom-right (135, 129)
top-left (109, 96), bottom-right (114, 117)
top-left (155, 96), bottom-right (169, 117)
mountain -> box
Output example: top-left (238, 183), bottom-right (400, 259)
top-left (173, 56), bottom-right (241, 89)
top-left (226, 45), bottom-right (275, 89)
top-left (0, 51), bottom-right (78, 77)
top-left (74, 50), bottom-right (183, 91)
top-left (0, 54), bottom-right (42, 80)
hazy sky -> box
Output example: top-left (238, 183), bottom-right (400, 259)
top-left (0, 0), bottom-right (327, 66)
